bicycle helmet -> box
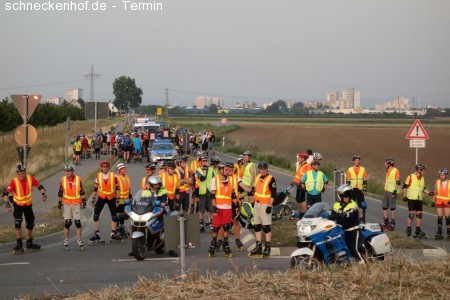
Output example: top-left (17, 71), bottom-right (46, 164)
top-left (147, 175), bottom-right (162, 192)
top-left (64, 163), bottom-right (75, 171)
top-left (337, 184), bottom-right (353, 199)
top-left (438, 168), bottom-right (448, 175)
top-left (197, 150), bottom-right (204, 157)
top-left (199, 155), bottom-right (208, 161)
top-left (297, 153), bottom-right (309, 160)
top-left (385, 158), bottom-right (394, 166)
top-left (158, 161), bottom-right (167, 169)
top-left (258, 161), bottom-right (269, 170)
top-left (16, 163), bottom-right (26, 173)
top-left (211, 156), bottom-right (221, 164)
top-left (352, 155), bottom-right (361, 161)
top-left (243, 150), bottom-right (252, 157)
top-left (100, 160), bottom-right (110, 168)
top-left (415, 164), bottom-right (427, 171)
top-left (145, 163), bottom-right (156, 170)
top-left (217, 162), bottom-right (226, 169)
top-left (237, 155), bottom-right (244, 161)
top-left (313, 152), bottom-right (323, 160)
top-left (117, 163), bottom-right (126, 171)
top-left (225, 162), bottom-right (234, 168)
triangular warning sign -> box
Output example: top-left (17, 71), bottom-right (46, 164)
top-left (406, 120), bottom-right (429, 139)
top-left (11, 95), bottom-right (41, 118)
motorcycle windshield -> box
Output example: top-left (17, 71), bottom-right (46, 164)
top-left (131, 190), bottom-right (159, 214)
top-left (303, 202), bottom-right (330, 218)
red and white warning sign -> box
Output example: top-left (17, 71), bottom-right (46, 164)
top-left (406, 120), bottom-right (429, 139)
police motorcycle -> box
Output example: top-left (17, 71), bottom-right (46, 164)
top-left (290, 201), bottom-right (393, 270)
top-left (124, 183), bottom-right (167, 261)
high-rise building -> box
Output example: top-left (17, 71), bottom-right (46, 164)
top-left (65, 88), bottom-right (83, 102)
top-left (195, 96), bottom-right (224, 108)
top-left (325, 88), bottom-right (360, 109)
top-left (46, 96), bottom-right (63, 105)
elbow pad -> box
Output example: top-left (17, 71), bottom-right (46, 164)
top-left (3, 188), bottom-right (9, 197)
top-left (363, 180), bottom-right (367, 185)
top-left (402, 183), bottom-right (409, 189)
top-left (92, 186), bottom-right (98, 192)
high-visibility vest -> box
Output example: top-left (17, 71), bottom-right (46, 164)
top-left (161, 172), bottom-right (179, 200)
top-left (384, 167), bottom-right (399, 192)
top-left (435, 179), bottom-right (450, 204)
top-left (190, 160), bottom-right (200, 188)
top-left (242, 162), bottom-right (256, 187)
top-left (61, 176), bottom-right (82, 205)
top-left (406, 174), bottom-right (425, 200)
top-left (347, 166), bottom-right (365, 190)
top-left (97, 172), bottom-right (116, 200)
top-left (232, 174), bottom-right (240, 196)
top-left (215, 175), bottom-right (233, 208)
top-left (294, 163), bottom-right (309, 184)
top-left (333, 200), bottom-right (358, 213)
top-left (234, 163), bottom-right (244, 179)
top-left (117, 174), bottom-right (131, 201)
top-left (254, 174), bottom-right (273, 205)
top-left (197, 167), bottom-right (214, 195)
top-left (13, 176), bottom-right (33, 206)
top-left (305, 171), bottom-right (324, 193)
top-left (74, 141), bottom-right (81, 151)
top-left (175, 167), bottom-right (190, 193)
top-left (141, 176), bottom-right (149, 190)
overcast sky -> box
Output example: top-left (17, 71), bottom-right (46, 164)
top-left (1, 0), bottom-right (449, 108)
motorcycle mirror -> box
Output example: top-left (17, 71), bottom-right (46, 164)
top-left (321, 212), bottom-right (330, 219)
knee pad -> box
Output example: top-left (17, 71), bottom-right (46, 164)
top-left (437, 216), bottom-right (443, 226)
top-left (254, 224), bottom-right (262, 232)
top-left (74, 220), bottom-right (81, 228)
top-left (262, 225), bottom-right (271, 234)
top-left (64, 219), bottom-right (72, 229)
top-left (382, 208), bottom-right (388, 211)
top-left (212, 226), bottom-right (220, 233)
top-left (26, 222), bottom-right (34, 230)
top-left (390, 208), bottom-right (396, 211)
top-left (416, 213), bottom-right (423, 219)
top-left (93, 215), bottom-right (100, 222)
top-left (112, 215), bottom-right (118, 222)
top-left (14, 218), bottom-right (23, 230)
top-left (408, 213), bottom-right (415, 220)
top-left (223, 223), bottom-right (231, 232)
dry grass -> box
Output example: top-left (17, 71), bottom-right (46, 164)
top-left (24, 258), bottom-right (449, 299)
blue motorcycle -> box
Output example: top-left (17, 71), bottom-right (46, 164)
top-left (125, 190), bottom-right (165, 261)
top-left (290, 202), bottom-right (393, 270)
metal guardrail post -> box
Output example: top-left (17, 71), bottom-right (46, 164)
top-left (177, 213), bottom-right (186, 278)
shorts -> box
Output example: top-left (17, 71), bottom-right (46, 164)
top-left (63, 203), bottom-right (82, 220)
top-left (134, 148), bottom-right (142, 154)
top-left (306, 193), bottom-right (322, 207)
top-left (213, 208), bottom-right (232, 227)
top-left (436, 202), bottom-right (450, 208)
top-left (382, 191), bottom-right (397, 210)
top-left (253, 201), bottom-right (272, 226)
top-left (13, 203), bottom-right (35, 226)
top-left (124, 146), bottom-right (132, 152)
top-left (199, 192), bottom-right (213, 214)
top-left (75, 151), bottom-right (82, 155)
top-left (407, 199), bottom-right (423, 212)
top-left (353, 188), bottom-right (365, 206)
top-left (93, 197), bottom-right (118, 219)
top-left (178, 192), bottom-right (190, 211)
top-left (295, 188), bottom-right (305, 203)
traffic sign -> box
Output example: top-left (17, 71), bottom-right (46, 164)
top-left (10, 95), bottom-right (42, 118)
top-left (14, 124), bottom-right (38, 146)
top-left (406, 120), bottom-right (429, 139)
top-left (409, 139), bottom-right (426, 148)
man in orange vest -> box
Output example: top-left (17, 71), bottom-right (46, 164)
top-left (208, 162), bottom-right (236, 257)
top-left (160, 161), bottom-right (180, 212)
top-left (175, 156), bottom-right (192, 214)
top-left (89, 160), bottom-right (121, 243)
top-left (432, 168), bottom-right (450, 240)
top-left (3, 163), bottom-right (47, 253)
top-left (402, 164), bottom-right (434, 238)
top-left (292, 153), bottom-right (310, 218)
top-left (116, 163), bottom-right (132, 237)
top-left (247, 161), bottom-right (277, 258)
top-left (58, 163), bottom-right (86, 250)
top-left (346, 155), bottom-right (368, 223)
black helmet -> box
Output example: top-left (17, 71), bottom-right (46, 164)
top-left (16, 163), bottom-right (26, 173)
top-left (438, 168), bottom-right (448, 176)
top-left (158, 161), bottom-right (167, 169)
top-left (416, 164), bottom-right (426, 171)
top-left (258, 161), bottom-right (268, 170)
top-left (352, 155), bottom-right (361, 161)
top-left (385, 158), bottom-right (394, 166)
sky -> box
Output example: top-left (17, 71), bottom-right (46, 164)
top-left (1, 0), bottom-right (450, 108)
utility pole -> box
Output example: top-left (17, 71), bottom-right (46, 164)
top-left (164, 88), bottom-right (169, 121)
top-left (84, 65), bottom-right (101, 132)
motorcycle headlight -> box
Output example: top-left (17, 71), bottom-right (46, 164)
top-left (297, 225), bottom-right (317, 235)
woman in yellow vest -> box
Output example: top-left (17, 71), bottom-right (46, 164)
top-left (116, 163), bottom-right (132, 237)
top-left (432, 168), bottom-right (450, 240)
top-left (402, 164), bottom-right (434, 238)
top-left (58, 163), bottom-right (86, 250)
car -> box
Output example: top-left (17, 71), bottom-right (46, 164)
top-left (148, 139), bottom-right (177, 162)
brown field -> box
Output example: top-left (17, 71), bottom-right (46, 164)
top-left (225, 121), bottom-right (450, 189)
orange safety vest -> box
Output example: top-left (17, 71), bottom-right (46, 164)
top-left (234, 163), bottom-right (244, 179)
top-left (141, 177), bottom-right (148, 190)
top-left (161, 172), bottom-right (179, 200)
top-left (61, 176), bottom-right (82, 205)
top-left (347, 166), bottom-right (366, 190)
top-left (254, 174), bottom-right (273, 205)
top-left (435, 179), bottom-right (450, 205)
top-left (97, 172), bottom-right (116, 200)
top-left (175, 167), bottom-right (190, 193)
top-left (232, 174), bottom-right (240, 196)
top-left (215, 175), bottom-right (234, 208)
top-left (116, 174), bottom-right (131, 200)
top-left (190, 160), bottom-right (200, 188)
top-left (294, 163), bottom-right (309, 184)
top-left (13, 176), bottom-right (33, 206)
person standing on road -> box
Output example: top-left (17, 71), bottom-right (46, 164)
top-left (175, 156), bottom-right (192, 214)
top-left (196, 155), bottom-right (215, 232)
top-left (58, 163), bottom-right (86, 249)
top-left (116, 163), bottom-right (132, 237)
top-left (228, 161), bottom-right (244, 251)
top-left (346, 155), bottom-right (368, 223)
top-left (292, 153), bottom-right (310, 219)
top-left (381, 158), bottom-right (401, 230)
top-left (301, 160), bottom-right (328, 208)
top-left (89, 160), bottom-right (121, 243)
top-left (141, 163), bottom-right (157, 189)
top-left (247, 161), bottom-right (277, 258)
top-left (403, 164), bottom-right (434, 238)
top-left (94, 136), bottom-right (102, 160)
top-left (239, 151), bottom-right (257, 204)
top-left (189, 151), bottom-right (202, 214)
top-left (73, 136), bottom-right (82, 165)
top-left (3, 163), bottom-right (47, 252)
top-left (160, 161), bottom-right (180, 212)
top-left (432, 168), bottom-right (450, 240)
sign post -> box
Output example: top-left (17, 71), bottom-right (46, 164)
top-left (405, 120), bottom-right (429, 165)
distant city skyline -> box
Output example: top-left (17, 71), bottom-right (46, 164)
top-left (1, 1), bottom-right (449, 109)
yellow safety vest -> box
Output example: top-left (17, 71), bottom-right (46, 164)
top-left (117, 174), bottom-right (131, 202)
top-left (347, 166), bottom-right (365, 190)
top-left (384, 167), bottom-right (399, 192)
top-left (406, 174), bottom-right (425, 200)
top-left (305, 171), bottom-right (324, 192)
top-left (13, 176), bottom-right (33, 206)
top-left (242, 162), bottom-right (256, 187)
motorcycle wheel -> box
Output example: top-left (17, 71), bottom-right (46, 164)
top-left (290, 255), bottom-right (321, 271)
top-left (132, 236), bottom-right (148, 261)
top-left (274, 205), bottom-right (292, 221)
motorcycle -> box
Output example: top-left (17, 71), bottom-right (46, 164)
top-left (290, 202), bottom-right (393, 270)
top-left (124, 190), bottom-right (166, 261)
top-left (272, 185), bottom-right (296, 221)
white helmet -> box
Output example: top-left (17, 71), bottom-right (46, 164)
top-left (313, 152), bottom-right (323, 161)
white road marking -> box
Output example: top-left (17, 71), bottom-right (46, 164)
top-left (0, 262), bottom-right (30, 266)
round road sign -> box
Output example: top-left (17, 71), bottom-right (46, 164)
top-left (14, 124), bottom-right (38, 146)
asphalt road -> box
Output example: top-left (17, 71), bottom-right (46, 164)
top-left (0, 150), bottom-right (448, 299)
